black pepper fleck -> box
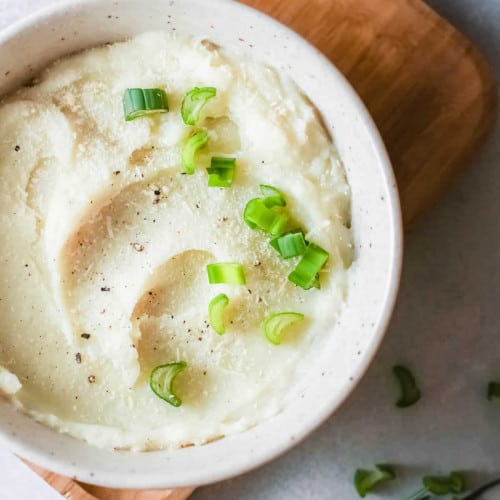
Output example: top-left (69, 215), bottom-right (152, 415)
top-left (131, 242), bottom-right (144, 252)
top-left (100, 286), bottom-right (110, 292)
top-left (88, 375), bottom-right (96, 383)
top-left (81, 333), bottom-right (91, 339)
top-left (75, 353), bottom-right (82, 364)
top-left (14, 145), bottom-right (20, 152)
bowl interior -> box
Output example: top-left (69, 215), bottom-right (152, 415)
top-left (0, 0), bottom-right (402, 488)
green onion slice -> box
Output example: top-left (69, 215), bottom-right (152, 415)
top-left (149, 361), bottom-right (187, 407)
top-left (123, 88), bottom-right (169, 121)
top-left (260, 184), bottom-right (286, 208)
top-left (487, 381), bottom-right (500, 401)
top-left (182, 130), bottom-right (208, 174)
top-left (207, 263), bottom-right (246, 285)
top-left (393, 365), bottom-right (421, 408)
top-left (263, 312), bottom-right (304, 345)
top-left (423, 472), bottom-right (465, 495)
top-left (270, 231), bottom-right (307, 259)
top-left (181, 86), bottom-right (217, 125)
top-left (406, 472), bottom-right (466, 500)
top-left (354, 464), bottom-right (396, 498)
top-left (243, 198), bottom-right (288, 236)
top-left (207, 157), bottom-right (236, 187)
top-left (208, 293), bottom-right (229, 335)
top-left (288, 242), bottom-right (329, 290)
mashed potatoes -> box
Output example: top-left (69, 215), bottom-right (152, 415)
top-left (0, 32), bottom-right (353, 450)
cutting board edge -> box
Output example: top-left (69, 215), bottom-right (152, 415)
top-left (401, 43), bottom-right (498, 228)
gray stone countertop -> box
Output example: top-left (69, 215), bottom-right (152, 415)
top-left (0, 1), bottom-right (499, 498)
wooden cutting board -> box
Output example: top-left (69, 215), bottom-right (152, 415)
top-left (31, 0), bottom-right (496, 497)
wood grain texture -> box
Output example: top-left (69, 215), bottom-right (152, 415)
top-left (31, 0), bottom-right (496, 498)
top-left (81, 484), bottom-right (195, 500)
top-left (30, 462), bottom-right (194, 500)
top-left (242, 0), bottom-right (497, 227)
top-left (27, 461), bottom-right (98, 499)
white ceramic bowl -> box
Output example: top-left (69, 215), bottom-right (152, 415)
top-left (0, 0), bottom-right (402, 489)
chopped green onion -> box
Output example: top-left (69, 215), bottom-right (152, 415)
top-left (354, 464), bottom-right (396, 498)
top-left (288, 242), bottom-right (329, 290)
top-left (423, 472), bottom-right (465, 495)
top-left (263, 312), bottom-right (304, 345)
top-left (487, 381), bottom-right (500, 401)
top-left (123, 88), bottom-right (169, 121)
top-left (182, 130), bottom-right (208, 174)
top-left (393, 365), bottom-right (421, 408)
top-left (270, 231), bottom-right (307, 259)
top-left (207, 263), bottom-right (246, 285)
top-left (243, 198), bottom-right (289, 236)
top-left (181, 86), bottom-right (217, 125)
top-left (207, 157), bottom-right (236, 187)
top-left (149, 361), bottom-right (187, 407)
top-left (208, 293), bottom-right (229, 335)
top-left (260, 184), bottom-right (286, 208)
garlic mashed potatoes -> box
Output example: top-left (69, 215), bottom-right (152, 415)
top-left (0, 32), bottom-right (353, 450)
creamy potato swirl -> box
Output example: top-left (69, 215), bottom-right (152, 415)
top-left (0, 32), bottom-right (353, 450)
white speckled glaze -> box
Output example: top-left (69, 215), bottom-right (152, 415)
top-left (0, 0), bottom-right (402, 489)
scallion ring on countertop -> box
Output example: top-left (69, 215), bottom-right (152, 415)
top-left (263, 312), bottom-right (304, 345)
top-left (487, 381), bottom-right (500, 401)
top-left (354, 464), bottom-right (396, 498)
top-left (207, 157), bottom-right (236, 187)
top-left (260, 184), bottom-right (286, 208)
top-left (288, 242), bottom-right (329, 290)
top-left (208, 293), bottom-right (229, 335)
top-left (423, 472), bottom-right (465, 495)
top-left (181, 86), bottom-right (217, 125)
top-left (405, 472), bottom-right (465, 500)
top-left (393, 365), bottom-right (421, 408)
top-left (243, 198), bottom-right (289, 236)
top-left (149, 361), bottom-right (187, 407)
top-left (182, 130), bottom-right (209, 174)
top-left (123, 88), bottom-right (169, 121)
top-left (207, 262), bottom-right (246, 285)
top-left (270, 231), bottom-right (307, 259)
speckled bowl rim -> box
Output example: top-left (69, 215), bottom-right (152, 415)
top-left (0, 0), bottom-right (403, 489)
